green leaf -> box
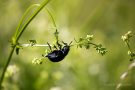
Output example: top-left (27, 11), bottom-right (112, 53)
top-left (15, 48), bottom-right (20, 55)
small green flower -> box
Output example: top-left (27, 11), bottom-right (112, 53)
top-left (121, 35), bottom-right (127, 41)
top-left (94, 44), bottom-right (107, 56)
top-left (121, 31), bottom-right (132, 42)
top-left (29, 40), bottom-right (37, 46)
top-left (122, 31), bottom-right (135, 61)
top-left (32, 58), bottom-right (44, 65)
top-left (86, 35), bottom-right (94, 41)
top-left (75, 35), bottom-right (107, 55)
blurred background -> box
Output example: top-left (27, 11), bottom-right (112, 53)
top-left (0, 0), bottom-right (135, 90)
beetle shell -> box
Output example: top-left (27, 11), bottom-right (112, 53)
top-left (46, 46), bottom-right (70, 62)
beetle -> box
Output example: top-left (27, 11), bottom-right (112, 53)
top-left (45, 41), bottom-right (72, 62)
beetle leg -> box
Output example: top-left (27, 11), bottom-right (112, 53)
top-left (47, 42), bottom-right (52, 52)
top-left (62, 41), bottom-right (68, 46)
top-left (56, 41), bottom-right (62, 50)
top-left (53, 45), bottom-right (58, 50)
top-left (69, 41), bottom-right (73, 46)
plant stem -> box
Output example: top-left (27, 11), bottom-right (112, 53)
top-left (88, 42), bottom-right (98, 47)
top-left (125, 41), bottom-right (134, 59)
top-left (14, 4), bottom-right (40, 38)
top-left (125, 41), bottom-right (132, 52)
top-left (71, 42), bottom-right (98, 47)
top-left (16, 0), bottom-right (51, 41)
top-left (0, 46), bottom-right (15, 89)
top-left (44, 7), bottom-right (57, 28)
top-left (0, 0), bottom-right (51, 88)
top-left (20, 44), bottom-right (51, 47)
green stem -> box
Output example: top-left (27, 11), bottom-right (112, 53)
top-left (0, 0), bottom-right (51, 88)
top-left (125, 41), bottom-right (132, 52)
top-left (44, 7), bottom-right (57, 28)
top-left (88, 42), bottom-right (98, 47)
top-left (125, 41), bottom-right (133, 59)
top-left (14, 4), bottom-right (40, 38)
top-left (0, 46), bottom-right (15, 89)
top-left (16, 0), bottom-right (51, 42)
top-left (71, 42), bottom-right (98, 47)
top-left (44, 7), bottom-right (59, 42)
top-left (19, 44), bottom-right (51, 47)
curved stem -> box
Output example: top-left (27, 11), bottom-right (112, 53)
top-left (14, 4), bottom-right (40, 38)
top-left (43, 7), bottom-right (59, 42)
top-left (0, 0), bottom-right (51, 88)
top-left (44, 7), bottom-right (57, 28)
top-left (16, 0), bottom-right (51, 42)
top-left (0, 46), bottom-right (15, 89)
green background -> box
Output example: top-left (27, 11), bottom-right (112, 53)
top-left (0, 0), bottom-right (135, 90)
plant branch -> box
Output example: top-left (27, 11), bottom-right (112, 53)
top-left (13, 4), bottom-right (40, 38)
top-left (125, 41), bottom-right (132, 53)
top-left (19, 44), bottom-right (51, 47)
top-left (44, 7), bottom-right (57, 28)
top-left (0, 46), bottom-right (16, 89)
top-left (0, 0), bottom-right (51, 88)
top-left (16, 0), bottom-right (51, 42)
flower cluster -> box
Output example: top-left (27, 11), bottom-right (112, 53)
top-left (75, 35), bottom-right (93, 49)
top-left (121, 31), bottom-right (135, 61)
top-left (121, 31), bottom-right (132, 42)
top-left (32, 57), bottom-right (44, 65)
top-left (94, 44), bottom-right (107, 56)
top-left (75, 35), bottom-right (107, 56)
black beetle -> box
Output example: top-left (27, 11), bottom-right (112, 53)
top-left (45, 42), bottom-right (71, 62)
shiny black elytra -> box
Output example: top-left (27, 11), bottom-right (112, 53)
top-left (45, 42), bottom-right (71, 62)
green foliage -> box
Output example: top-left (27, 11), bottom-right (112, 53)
top-left (0, 0), bottom-right (107, 88)
top-left (75, 35), bottom-right (107, 56)
top-left (121, 31), bottom-right (135, 61)
top-left (1, 0), bottom-right (135, 90)
top-left (0, 0), bottom-right (51, 88)
top-left (31, 28), bottom-right (107, 65)
top-left (94, 44), bottom-right (107, 56)
top-left (29, 40), bottom-right (37, 45)
top-left (117, 31), bottom-right (135, 90)
top-left (32, 57), bottom-right (44, 65)
top-left (75, 35), bottom-right (93, 49)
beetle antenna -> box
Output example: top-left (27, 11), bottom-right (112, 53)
top-left (74, 38), bottom-right (78, 43)
top-left (69, 41), bottom-right (73, 46)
